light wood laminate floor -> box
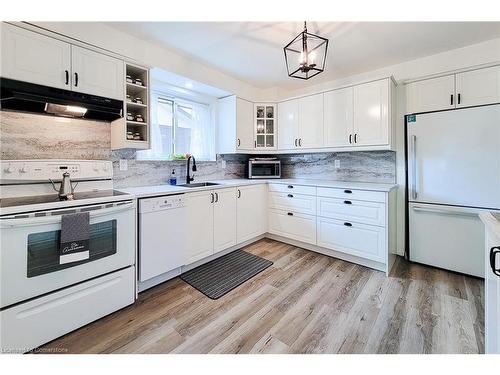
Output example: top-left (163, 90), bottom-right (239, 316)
top-left (41, 239), bottom-right (484, 354)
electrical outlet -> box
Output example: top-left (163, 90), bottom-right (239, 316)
top-left (119, 159), bottom-right (128, 171)
top-left (221, 159), bottom-right (227, 169)
top-left (334, 159), bottom-right (340, 169)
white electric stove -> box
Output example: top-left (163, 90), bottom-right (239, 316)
top-left (0, 160), bottom-right (136, 353)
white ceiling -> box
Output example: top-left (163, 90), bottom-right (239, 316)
top-left (106, 22), bottom-right (500, 90)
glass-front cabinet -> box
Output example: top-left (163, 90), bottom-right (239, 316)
top-left (254, 103), bottom-right (277, 150)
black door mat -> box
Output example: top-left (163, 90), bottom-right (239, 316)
top-left (180, 250), bottom-right (273, 299)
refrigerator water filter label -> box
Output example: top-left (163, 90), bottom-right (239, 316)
top-left (407, 115), bottom-right (416, 122)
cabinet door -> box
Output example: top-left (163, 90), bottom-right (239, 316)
top-left (71, 46), bottom-right (124, 100)
top-left (237, 184), bottom-right (267, 243)
top-left (485, 230), bottom-right (500, 354)
top-left (186, 191), bottom-right (214, 264)
top-left (1, 24), bottom-right (71, 89)
top-left (268, 209), bottom-right (316, 245)
top-left (406, 75), bottom-right (455, 114)
top-left (278, 99), bottom-right (299, 149)
top-left (353, 79), bottom-right (389, 146)
top-left (213, 188), bottom-right (237, 253)
top-left (456, 66), bottom-right (500, 108)
top-left (298, 93), bottom-right (324, 148)
top-left (236, 98), bottom-right (255, 150)
top-left (324, 87), bottom-right (353, 147)
top-left (317, 217), bottom-right (386, 262)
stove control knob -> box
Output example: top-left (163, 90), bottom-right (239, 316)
top-left (19, 164), bottom-right (28, 173)
top-left (3, 164), bottom-right (13, 173)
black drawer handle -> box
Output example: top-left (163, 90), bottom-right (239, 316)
top-left (287, 212), bottom-right (294, 216)
top-left (344, 200), bottom-right (352, 205)
top-left (287, 185), bottom-right (294, 189)
top-left (344, 222), bottom-right (352, 227)
top-left (490, 246), bottom-right (500, 276)
top-left (74, 72), bottom-right (79, 87)
top-left (287, 194), bottom-right (294, 198)
top-left (344, 189), bottom-right (352, 194)
top-left (65, 70), bottom-right (69, 85)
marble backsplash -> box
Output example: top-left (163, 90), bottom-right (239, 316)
top-left (1, 111), bottom-right (396, 187)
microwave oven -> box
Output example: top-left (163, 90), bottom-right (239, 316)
top-left (248, 158), bottom-right (281, 179)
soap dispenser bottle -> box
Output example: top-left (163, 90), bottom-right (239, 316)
top-left (169, 169), bottom-right (177, 186)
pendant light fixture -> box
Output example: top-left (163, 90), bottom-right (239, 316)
top-left (283, 22), bottom-right (329, 80)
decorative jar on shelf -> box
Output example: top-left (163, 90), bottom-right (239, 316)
top-left (126, 112), bottom-right (134, 121)
top-left (135, 114), bottom-right (144, 123)
top-left (134, 97), bottom-right (143, 104)
top-left (126, 131), bottom-right (134, 140)
top-left (134, 78), bottom-right (143, 86)
top-left (126, 75), bottom-right (133, 84)
top-left (133, 132), bottom-right (142, 140)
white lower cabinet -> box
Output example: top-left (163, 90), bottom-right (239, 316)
top-left (317, 196), bottom-right (386, 226)
top-left (213, 188), bottom-right (237, 253)
top-left (236, 184), bottom-right (267, 243)
top-left (268, 209), bottom-right (316, 245)
top-left (269, 192), bottom-right (316, 215)
top-left (317, 217), bottom-right (386, 263)
top-left (186, 190), bottom-right (215, 264)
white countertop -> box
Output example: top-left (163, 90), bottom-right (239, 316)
top-left (480, 211), bottom-right (500, 239)
top-left (117, 178), bottom-right (397, 199)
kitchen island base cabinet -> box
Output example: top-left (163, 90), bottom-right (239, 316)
top-left (236, 185), bottom-right (267, 244)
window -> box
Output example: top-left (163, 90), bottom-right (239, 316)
top-left (137, 92), bottom-right (214, 161)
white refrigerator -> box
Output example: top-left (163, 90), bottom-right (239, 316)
top-left (407, 105), bottom-right (500, 277)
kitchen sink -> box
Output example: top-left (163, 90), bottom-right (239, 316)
top-left (177, 182), bottom-right (220, 188)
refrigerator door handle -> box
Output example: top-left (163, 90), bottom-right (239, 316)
top-left (412, 206), bottom-right (479, 217)
top-left (411, 135), bottom-right (418, 199)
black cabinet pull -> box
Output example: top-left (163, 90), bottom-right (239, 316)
top-left (344, 200), bottom-right (352, 205)
top-left (287, 185), bottom-right (294, 189)
top-left (287, 212), bottom-right (294, 216)
top-left (490, 246), bottom-right (500, 276)
top-left (210, 193), bottom-right (214, 203)
top-left (294, 139), bottom-right (298, 147)
top-left (215, 192), bottom-right (219, 203)
top-left (254, 140), bottom-right (257, 148)
top-left (450, 94), bottom-right (453, 105)
top-left (344, 222), bottom-right (352, 227)
top-left (287, 194), bottom-right (294, 198)
top-left (458, 93), bottom-right (461, 105)
top-left (349, 134), bottom-right (352, 144)
top-left (237, 189), bottom-right (241, 198)
top-left (65, 70), bottom-right (69, 85)
top-left (74, 72), bottom-right (79, 87)
top-left (344, 189), bottom-right (352, 194)
top-left (298, 138), bottom-right (302, 147)
top-left (237, 138), bottom-right (240, 147)
top-left (354, 134), bottom-right (358, 143)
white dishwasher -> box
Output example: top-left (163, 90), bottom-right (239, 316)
top-left (139, 194), bottom-right (187, 289)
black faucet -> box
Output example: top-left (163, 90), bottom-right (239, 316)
top-left (186, 155), bottom-right (197, 184)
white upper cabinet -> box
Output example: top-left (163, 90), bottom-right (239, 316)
top-left (406, 66), bottom-right (500, 114)
top-left (298, 93), bottom-right (324, 149)
top-left (1, 23), bottom-right (71, 89)
top-left (255, 104), bottom-right (277, 149)
top-left (456, 66), bottom-right (500, 108)
top-left (406, 75), bottom-right (455, 114)
top-left (324, 87), bottom-right (353, 147)
top-left (216, 96), bottom-right (254, 153)
top-left (353, 79), bottom-right (389, 147)
top-left (277, 99), bottom-right (299, 149)
top-left (71, 46), bottom-right (124, 100)
top-left (236, 98), bottom-right (255, 150)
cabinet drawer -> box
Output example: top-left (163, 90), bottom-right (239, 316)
top-left (269, 183), bottom-right (316, 196)
top-left (268, 209), bottom-right (316, 245)
top-left (317, 217), bottom-right (386, 262)
top-left (317, 196), bottom-right (386, 226)
top-left (317, 187), bottom-right (386, 203)
top-left (269, 192), bottom-right (316, 215)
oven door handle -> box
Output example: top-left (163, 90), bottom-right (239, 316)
top-left (0, 202), bottom-right (135, 228)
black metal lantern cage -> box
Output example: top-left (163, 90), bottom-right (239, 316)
top-left (283, 23), bottom-right (329, 80)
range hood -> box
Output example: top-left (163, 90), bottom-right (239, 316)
top-left (0, 78), bottom-right (123, 121)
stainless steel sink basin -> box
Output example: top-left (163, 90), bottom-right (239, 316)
top-left (177, 182), bottom-right (220, 188)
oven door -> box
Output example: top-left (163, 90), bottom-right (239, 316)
top-left (249, 161), bottom-right (281, 179)
top-left (0, 200), bottom-right (135, 308)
